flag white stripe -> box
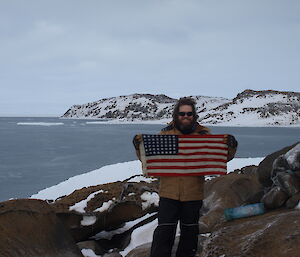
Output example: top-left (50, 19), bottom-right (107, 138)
top-left (148, 168), bottom-right (227, 174)
top-left (140, 134), bottom-right (228, 176)
top-left (147, 161), bottom-right (226, 167)
top-left (146, 155), bottom-right (227, 161)
top-left (178, 149), bottom-right (227, 154)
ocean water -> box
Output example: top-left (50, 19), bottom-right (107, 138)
top-left (0, 117), bottom-right (299, 201)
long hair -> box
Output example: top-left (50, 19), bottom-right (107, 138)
top-left (172, 97), bottom-right (198, 122)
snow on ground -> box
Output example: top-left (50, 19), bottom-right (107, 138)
top-left (119, 217), bottom-right (181, 257)
top-left (81, 248), bottom-right (101, 257)
top-left (227, 157), bottom-right (263, 171)
top-left (92, 213), bottom-right (157, 240)
top-left (81, 216), bottom-right (97, 226)
top-left (127, 175), bottom-right (158, 183)
top-left (119, 219), bottom-right (158, 256)
top-left (69, 190), bottom-right (105, 213)
top-left (31, 158), bottom-right (264, 200)
top-left (140, 192), bottom-right (159, 210)
top-left (94, 199), bottom-right (115, 212)
top-left (31, 161), bottom-right (143, 200)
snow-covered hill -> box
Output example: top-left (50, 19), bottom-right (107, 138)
top-left (62, 93), bottom-right (229, 121)
top-left (62, 94), bottom-right (177, 120)
top-left (199, 90), bottom-right (300, 126)
top-left (62, 90), bottom-right (300, 126)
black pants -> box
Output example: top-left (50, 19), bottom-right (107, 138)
top-left (150, 197), bottom-right (202, 257)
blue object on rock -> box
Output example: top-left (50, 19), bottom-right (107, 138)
top-left (224, 203), bottom-right (265, 221)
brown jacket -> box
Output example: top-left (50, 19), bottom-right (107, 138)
top-left (134, 122), bottom-right (237, 201)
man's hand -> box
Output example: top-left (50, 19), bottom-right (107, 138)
top-left (224, 134), bottom-right (238, 148)
top-left (133, 134), bottom-right (143, 150)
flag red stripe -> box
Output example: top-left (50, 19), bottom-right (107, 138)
top-left (178, 152), bottom-right (227, 156)
top-left (147, 171), bottom-right (227, 176)
top-left (146, 158), bottom-right (227, 163)
top-left (179, 140), bottom-right (225, 144)
top-left (147, 165), bottom-right (226, 170)
top-left (142, 134), bottom-right (228, 177)
top-left (178, 135), bottom-right (225, 138)
top-left (179, 146), bottom-right (227, 150)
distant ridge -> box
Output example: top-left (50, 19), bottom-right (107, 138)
top-left (62, 90), bottom-right (300, 126)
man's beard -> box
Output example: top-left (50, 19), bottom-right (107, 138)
top-left (174, 118), bottom-right (196, 134)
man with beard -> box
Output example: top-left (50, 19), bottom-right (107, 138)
top-left (133, 97), bottom-right (238, 257)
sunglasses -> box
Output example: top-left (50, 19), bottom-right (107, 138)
top-left (178, 112), bottom-right (193, 117)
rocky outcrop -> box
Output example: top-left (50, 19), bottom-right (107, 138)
top-left (198, 142), bottom-right (300, 257)
top-left (259, 143), bottom-right (300, 209)
top-left (0, 199), bottom-right (83, 257)
top-left (256, 142), bottom-right (300, 187)
top-left (200, 209), bottom-right (300, 257)
top-left (199, 171), bottom-right (264, 232)
top-left (51, 175), bottom-right (159, 254)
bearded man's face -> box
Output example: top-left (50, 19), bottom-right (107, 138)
top-left (175, 105), bottom-right (195, 131)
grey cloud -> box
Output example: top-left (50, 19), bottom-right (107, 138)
top-left (0, 0), bottom-right (300, 115)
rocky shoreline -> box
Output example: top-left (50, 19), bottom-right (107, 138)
top-left (1, 142), bottom-right (300, 257)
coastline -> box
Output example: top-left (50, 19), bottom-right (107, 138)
top-left (2, 116), bottom-right (300, 127)
top-left (60, 117), bottom-right (300, 128)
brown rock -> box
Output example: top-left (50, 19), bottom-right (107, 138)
top-left (77, 240), bottom-right (105, 255)
top-left (274, 172), bottom-right (300, 196)
top-left (52, 178), bottom-right (159, 242)
top-left (256, 142), bottom-right (300, 187)
top-left (286, 192), bottom-right (300, 209)
top-left (0, 199), bottom-right (83, 257)
top-left (261, 186), bottom-right (288, 209)
top-left (200, 209), bottom-right (300, 257)
top-left (200, 173), bottom-right (263, 231)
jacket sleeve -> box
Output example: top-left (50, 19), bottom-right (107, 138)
top-left (226, 135), bottom-right (238, 161)
top-left (133, 134), bottom-right (142, 161)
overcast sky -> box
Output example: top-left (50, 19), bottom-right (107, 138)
top-left (1, 0), bottom-right (299, 116)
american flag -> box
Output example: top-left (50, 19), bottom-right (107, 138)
top-left (140, 134), bottom-right (228, 177)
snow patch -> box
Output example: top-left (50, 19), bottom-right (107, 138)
top-left (81, 216), bottom-right (97, 226)
top-left (31, 161), bottom-right (142, 200)
top-left (119, 218), bottom-right (180, 256)
top-left (92, 213), bottom-right (157, 240)
top-left (119, 219), bottom-right (158, 256)
top-left (141, 192), bottom-right (159, 210)
top-left (94, 200), bottom-right (114, 212)
top-left (284, 143), bottom-right (300, 170)
top-left (127, 175), bottom-right (158, 183)
top-left (69, 190), bottom-right (104, 213)
top-left (81, 248), bottom-right (101, 257)
top-left (227, 157), bottom-right (263, 172)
